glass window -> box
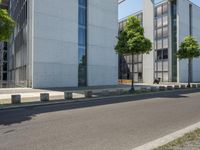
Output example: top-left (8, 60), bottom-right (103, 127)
top-left (158, 62), bottom-right (162, 71)
top-left (78, 0), bottom-right (87, 86)
top-left (157, 50), bottom-right (162, 61)
top-left (163, 15), bottom-right (168, 26)
top-left (128, 64), bottom-right (132, 73)
top-left (163, 49), bottom-right (168, 59)
top-left (157, 17), bottom-right (162, 28)
top-left (78, 27), bottom-right (86, 46)
top-left (163, 61), bottom-right (168, 71)
top-left (78, 48), bottom-right (86, 65)
top-left (138, 64), bottom-right (142, 72)
top-left (163, 3), bottom-right (168, 14)
top-left (163, 26), bottom-right (168, 37)
top-left (157, 28), bottom-right (162, 39)
top-left (156, 6), bottom-right (162, 16)
top-left (134, 64), bottom-right (138, 72)
top-left (157, 72), bottom-right (162, 79)
top-left (157, 39), bottom-right (162, 49)
top-left (163, 72), bottom-right (169, 81)
top-left (163, 38), bottom-right (168, 48)
top-left (79, 7), bottom-right (86, 25)
top-left (138, 54), bottom-right (142, 62)
top-left (134, 73), bottom-right (138, 82)
top-left (79, 0), bottom-right (86, 6)
top-left (154, 40), bottom-right (157, 50)
top-left (134, 55), bottom-right (138, 63)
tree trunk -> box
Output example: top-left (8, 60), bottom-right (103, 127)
top-left (187, 58), bottom-right (192, 88)
top-left (130, 53), bottom-right (135, 92)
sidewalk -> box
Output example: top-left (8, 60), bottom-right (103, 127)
top-left (0, 83), bottom-right (197, 105)
top-left (0, 85), bottom-right (132, 105)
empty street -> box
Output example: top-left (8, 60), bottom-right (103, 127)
top-left (1, 90), bottom-right (200, 150)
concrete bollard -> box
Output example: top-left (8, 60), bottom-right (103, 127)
top-left (117, 89), bottom-right (124, 95)
top-left (85, 91), bottom-right (93, 98)
top-left (192, 84), bottom-right (197, 88)
top-left (64, 92), bottom-right (73, 100)
top-left (40, 93), bottom-right (49, 102)
top-left (180, 85), bottom-right (186, 89)
top-left (167, 86), bottom-right (173, 90)
top-left (146, 87), bottom-right (150, 92)
top-left (141, 87), bottom-right (148, 92)
top-left (11, 95), bottom-right (21, 104)
top-left (151, 87), bottom-right (158, 92)
top-left (159, 86), bottom-right (166, 91)
top-left (102, 90), bottom-right (109, 96)
top-left (174, 85), bottom-right (180, 89)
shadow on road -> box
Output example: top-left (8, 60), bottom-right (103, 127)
top-left (0, 89), bottom-right (199, 126)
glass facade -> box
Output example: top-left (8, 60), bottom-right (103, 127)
top-left (154, 2), bottom-right (169, 82)
top-left (118, 13), bottom-right (143, 83)
top-left (78, 0), bottom-right (87, 86)
top-left (171, 0), bottom-right (177, 82)
top-left (9, 0), bottom-right (28, 86)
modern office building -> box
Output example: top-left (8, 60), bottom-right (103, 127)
top-left (119, 0), bottom-right (200, 83)
top-left (8, 0), bottom-right (118, 88)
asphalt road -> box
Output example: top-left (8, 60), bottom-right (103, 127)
top-left (1, 89), bottom-right (200, 150)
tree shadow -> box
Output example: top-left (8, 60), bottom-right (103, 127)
top-left (0, 89), bottom-right (199, 126)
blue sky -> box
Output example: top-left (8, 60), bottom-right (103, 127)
top-left (119, 0), bottom-right (200, 19)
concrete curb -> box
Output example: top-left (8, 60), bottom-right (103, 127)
top-left (132, 121), bottom-right (200, 150)
top-left (0, 88), bottom-right (199, 111)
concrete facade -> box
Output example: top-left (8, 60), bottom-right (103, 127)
top-left (143, 0), bottom-right (155, 83)
top-left (32, 0), bottom-right (79, 88)
top-left (177, 0), bottom-right (200, 83)
top-left (8, 0), bottom-right (118, 88)
top-left (87, 0), bottom-right (118, 86)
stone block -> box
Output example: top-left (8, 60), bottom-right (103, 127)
top-left (151, 87), bottom-right (158, 92)
top-left (40, 93), bottom-right (49, 102)
top-left (192, 84), bottom-right (197, 88)
top-left (11, 95), bottom-right (21, 104)
top-left (64, 92), bottom-right (73, 100)
top-left (167, 86), bottom-right (173, 90)
top-left (85, 91), bottom-right (93, 98)
top-left (159, 86), bottom-right (166, 91)
top-left (174, 85), bottom-right (180, 89)
top-left (180, 85), bottom-right (186, 89)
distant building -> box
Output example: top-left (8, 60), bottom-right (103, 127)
top-left (8, 0), bottom-right (118, 88)
top-left (119, 0), bottom-right (200, 83)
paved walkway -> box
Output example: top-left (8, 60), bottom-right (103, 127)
top-left (0, 83), bottom-right (195, 105)
top-left (0, 85), bottom-right (132, 105)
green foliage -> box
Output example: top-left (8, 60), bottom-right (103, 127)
top-left (0, 8), bottom-right (15, 41)
top-left (177, 36), bottom-right (200, 59)
top-left (115, 16), bottom-right (152, 55)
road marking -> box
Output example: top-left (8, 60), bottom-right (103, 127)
top-left (132, 121), bottom-right (200, 150)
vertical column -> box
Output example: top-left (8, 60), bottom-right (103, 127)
top-left (143, 0), bottom-right (155, 83)
top-left (78, 0), bottom-right (87, 87)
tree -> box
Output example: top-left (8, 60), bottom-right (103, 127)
top-left (0, 7), bottom-right (15, 41)
top-left (115, 16), bottom-right (152, 91)
top-left (177, 36), bottom-right (200, 88)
